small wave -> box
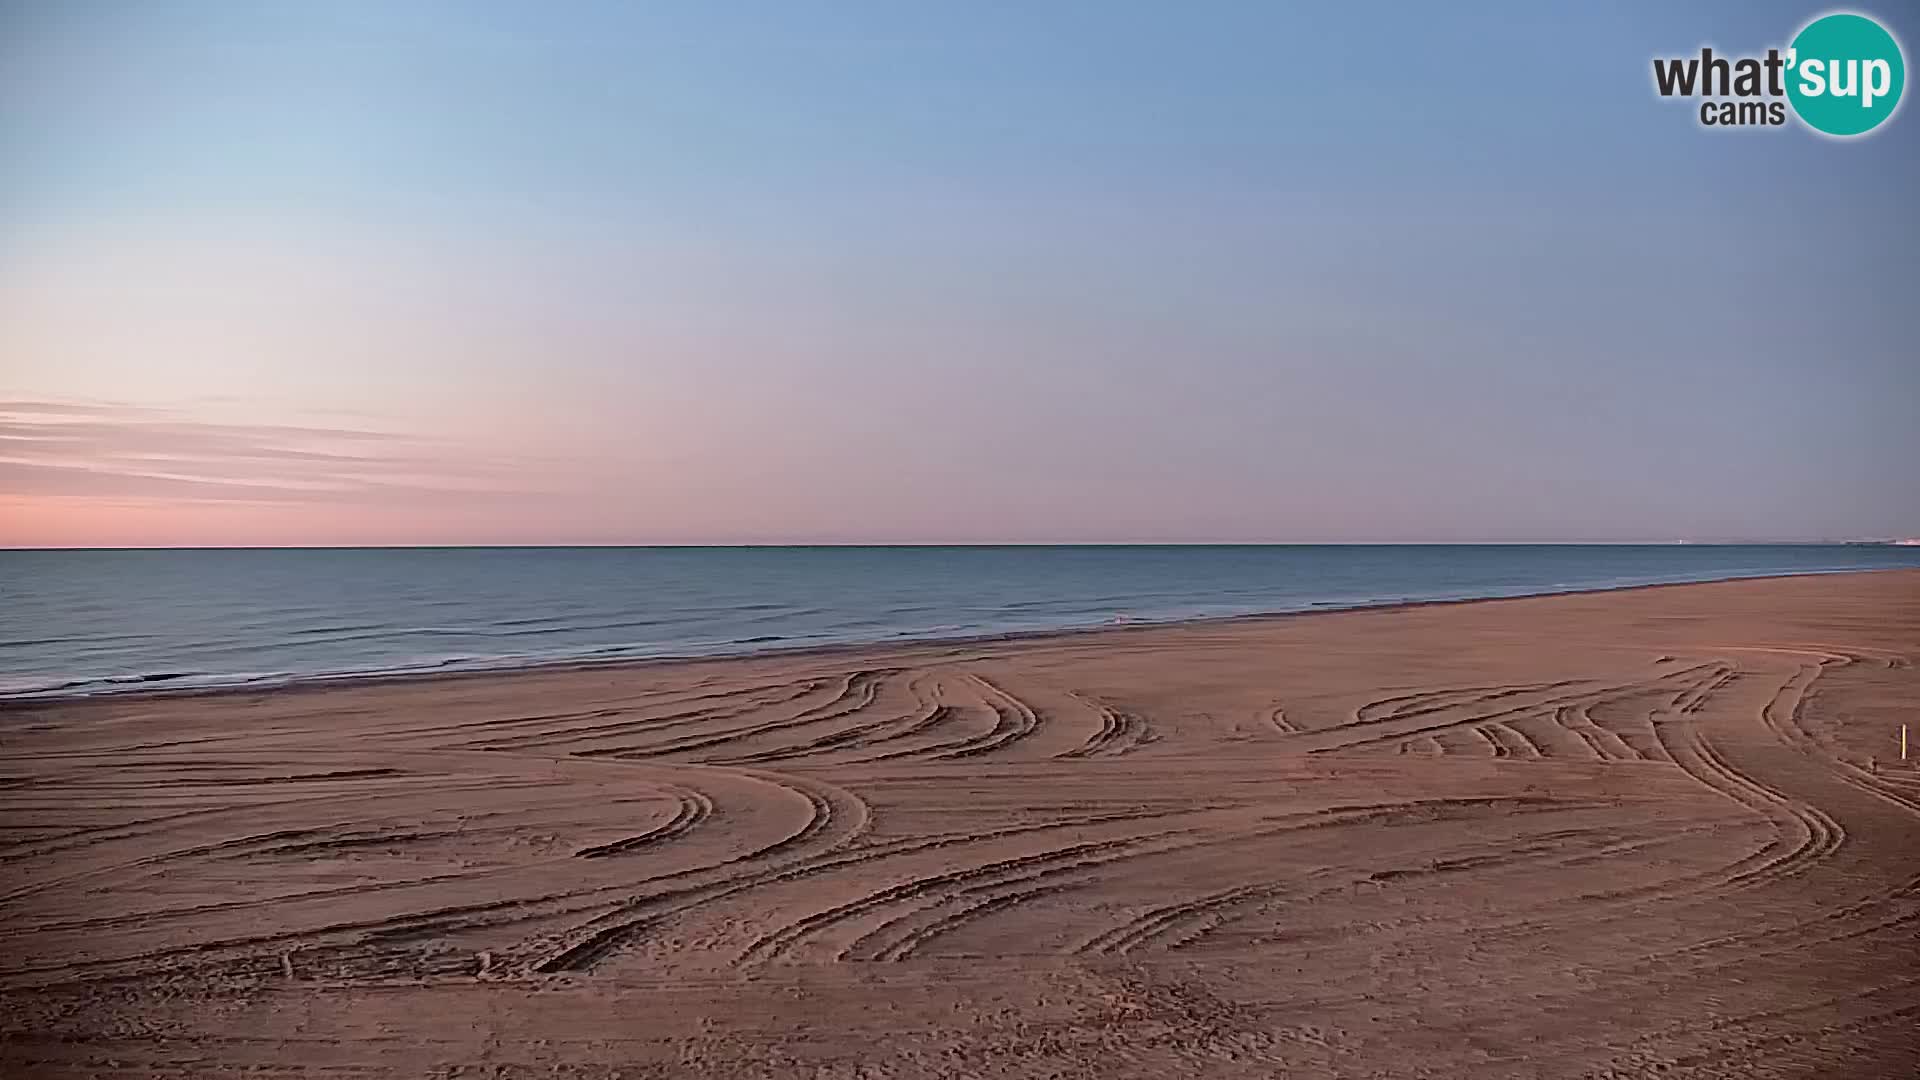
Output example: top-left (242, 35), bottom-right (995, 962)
top-left (0, 633), bottom-right (159, 650)
top-left (105, 672), bottom-right (197, 685)
top-left (0, 669), bottom-right (280, 699)
top-left (490, 614), bottom-right (580, 628)
top-left (285, 622), bottom-right (391, 637)
top-left (0, 675), bottom-right (112, 696)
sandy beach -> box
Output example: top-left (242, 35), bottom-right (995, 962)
top-left (3, 570), bottom-right (1917, 1078)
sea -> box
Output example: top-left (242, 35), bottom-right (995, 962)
top-left (2, 544), bottom-right (1915, 700)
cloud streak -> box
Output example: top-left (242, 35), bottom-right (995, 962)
top-left (0, 401), bottom-right (525, 505)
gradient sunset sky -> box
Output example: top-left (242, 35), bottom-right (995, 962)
top-left (4, 1), bottom-right (1917, 547)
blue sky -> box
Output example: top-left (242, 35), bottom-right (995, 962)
top-left (2, 2), bottom-right (1916, 544)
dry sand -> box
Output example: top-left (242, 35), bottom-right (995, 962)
top-left (3, 571), bottom-right (1918, 1078)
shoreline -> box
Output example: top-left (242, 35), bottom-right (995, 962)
top-left (10, 565), bottom-right (1914, 708)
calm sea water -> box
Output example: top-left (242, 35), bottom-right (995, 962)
top-left (2, 545), bottom-right (1915, 700)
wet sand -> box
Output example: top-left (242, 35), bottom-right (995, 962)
top-left (3, 570), bottom-right (1918, 1078)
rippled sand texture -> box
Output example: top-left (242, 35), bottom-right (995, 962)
top-left (4, 571), bottom-right (1918, 1078)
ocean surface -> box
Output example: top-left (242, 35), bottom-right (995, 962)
top-left (3, 545), bottom-right (1916, 700)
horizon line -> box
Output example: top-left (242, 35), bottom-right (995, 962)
top-left (4, 539), bottom-right (1912, 553)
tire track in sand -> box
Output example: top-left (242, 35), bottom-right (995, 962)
top-left (1055, 694), bottom-right (1155, 759)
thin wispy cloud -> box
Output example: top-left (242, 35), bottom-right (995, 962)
top-left (0, 401), bottom-right (525, 505)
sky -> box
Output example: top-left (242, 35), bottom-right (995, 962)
top-left (2, 1), bottom-right (1916, 546)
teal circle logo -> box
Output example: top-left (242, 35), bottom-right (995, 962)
top-left (1787, 13), bottom-right (1905, 136)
